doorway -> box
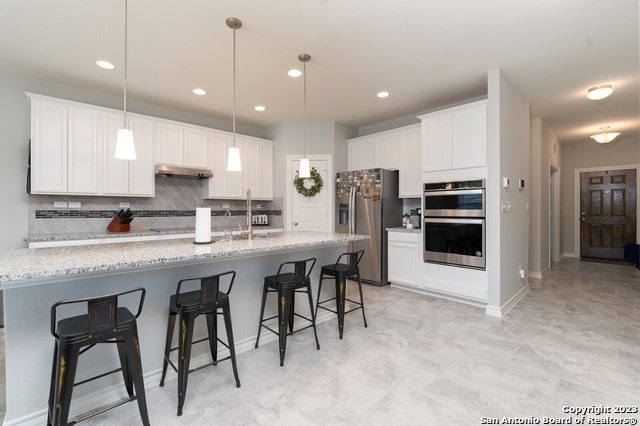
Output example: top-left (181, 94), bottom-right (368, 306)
top-left (286, 155), bottom-right (333, 232)
top-left (579, 168), bottom-right (637, 261)
top-left (549, 166), bottom-right (560, 263)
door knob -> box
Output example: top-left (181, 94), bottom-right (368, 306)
top-left (581, 217), bottom-right (586, 222)
top-left (294, 222), bottom-right (298, 226)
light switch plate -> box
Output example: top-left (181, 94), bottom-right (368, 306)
top-left (68, 201), bottom-right (81, 209)
top-left (119, 202), bottom-right (130, 208)
top-left (53, 201), bottom-right (67, 209)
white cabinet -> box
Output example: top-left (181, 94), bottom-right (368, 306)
top-left (387, 230), bottom-right (422, 287)
top-left (397, 125), bottom-right (421, 198)
top-left (420, 100), bottom-right (487, 172)
top-left (102, 112), bottom-right (130, 194)
top-left (347, 132), bottom-right (398, 171)
top-left (347, 138), bottom-right (372, 171)
top-left (30, 99), bottom-right (67, 193)
top-left (156, 123), bottom-right (209, 168)
top-left (67, 107), bottom-right (99, 194)
top-left (128, 116), bottom-right (155, 196)
top-left (205, 133), bottom-right (273, 200)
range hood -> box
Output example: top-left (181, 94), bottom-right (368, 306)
top-left (155, 164), bottom-right (213, 179)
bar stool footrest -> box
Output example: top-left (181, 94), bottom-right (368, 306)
top-left (68, 395), bottom-right (137, 425)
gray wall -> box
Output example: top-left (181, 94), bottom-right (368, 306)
top-left (0, 71), bottom-right (268, 253)
top-left (561, 136), bottom-right (640, 257)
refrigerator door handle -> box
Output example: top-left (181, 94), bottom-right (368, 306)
top-left (349, 186), bottom-right (355, 234)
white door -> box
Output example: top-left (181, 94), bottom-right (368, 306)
top-left (288, 157), bottom-right (331, 232)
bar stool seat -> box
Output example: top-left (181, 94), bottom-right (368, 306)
top-left (315, 250), bottom-right (367, 339)
top-left (48, 288), bottom-right (149, 426)
top-left (255, 258), bottom-right (320, 366)
top-left (159, 271), bottom-right (240, 416)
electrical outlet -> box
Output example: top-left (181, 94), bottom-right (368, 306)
top-left (222, 203), bottom-right (230, 209)
top-left (519, 266), bottom-right (525, 279)
top-left (53, 201), bottom-right (67, 209)
top-left (256, 203), bottom-right (264, 209)
top-left (119, 202), bottom-right (130, 208)
top-left (68, 201), bottom-right (81, 209)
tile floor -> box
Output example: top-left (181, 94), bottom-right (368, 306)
top-left (3, 259), bottom-right (639, 425)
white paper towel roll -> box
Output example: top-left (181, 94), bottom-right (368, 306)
top-left (195, 207), bottom-right (211, 243)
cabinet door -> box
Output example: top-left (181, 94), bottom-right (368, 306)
top-left (102, 113), bottom-right (130, 194)
top-left (206, 131), bottom-right (231, 198)
top-left (183, 127), bottom-right (209, 168)
top-left (129, 116), bottom-right (155, 196)
top-left (31, 100), bottom-right (67, 193)
top-left (258, 140), bottom-right (273, 199)
top-left (350, 139), bottom-right (372, 171)
top-left (67, 107), bottom-right (99, 194)
top-left (388, 239), bottom-right (420, 286)
top-left (422, 115), bottom-right (452, 172)
top-left (242, 136), bottom-right (261, 197)
top-left (373, 133), bottom-right (398, 170)
top-left (452, 103), bottom-right (487, 169)
top-left (156, 122), bottom-right (183, 165)
top-left (398, 126), bottom-right (422, 198)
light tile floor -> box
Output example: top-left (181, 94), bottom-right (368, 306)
top-left (3, 259), bottom-right (639, 425)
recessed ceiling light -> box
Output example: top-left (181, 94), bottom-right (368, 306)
top-left (96, 60), bottom-right (115, 70)
top-left (288, 68), bottom-right (302, 78)
top-left (192, 88), bottom-right (206, 96)
top-left (587, 84), bottom-right (613, 100)
top-left (254, 105), bottom-right (266, 112)
top-left (377, 91), bottom-right (390, 98)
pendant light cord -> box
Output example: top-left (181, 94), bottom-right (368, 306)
top-left (123, 0), bottom-right (128, 129)
top-left (232, 27), bottom-right (236, 148)
top-left (303, 60), bottom-right (307, 158)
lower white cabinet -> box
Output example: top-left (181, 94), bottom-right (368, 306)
top-left (387, 230), bottom-right (422, 287)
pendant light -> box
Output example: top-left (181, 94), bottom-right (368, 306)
top-left (226, 17), bottom-right (242, 172)
top-left (590, 125), bottom-right (620, 144)
top-left (114, 0), bottom-right (136, 160)
top-left (298, 54), bottom-right (311, 178)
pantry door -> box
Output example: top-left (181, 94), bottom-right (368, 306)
top-left (287, 155), bottom-right (333, 232)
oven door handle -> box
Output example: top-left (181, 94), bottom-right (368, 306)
top-left (424, 217), bottom-right (485, 225)
top-left (423, 189), bottom-right (484, 197)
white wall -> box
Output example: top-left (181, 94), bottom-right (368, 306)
top-left (561, 136), bottom-right (640, 257)
top-left (486, 69), bottom-right (530, 312)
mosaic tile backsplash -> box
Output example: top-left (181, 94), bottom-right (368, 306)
top-left (29, 177), bottom-right (282, 235)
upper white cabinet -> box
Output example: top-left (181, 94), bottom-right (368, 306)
top-left (347, 138), bottom-right (373, 171)
top-left (204, 133), bottom-right (273, 200)
top-left (420, 99), bottom-right (487, 172)
top-left (156, 122), bottom-right (208, 168)
top-left (397, 125), bottom-right (421, 198)
top-left (30, 99), bottom-right (67, 193)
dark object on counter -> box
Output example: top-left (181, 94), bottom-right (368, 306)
top-left (255, 258), bottom-right (320, 366)
top-left (108, 215), bottom-right (130, 232)
top-left (48, 288), bottom-right (150, 426)
top-left (119, 208), bottom-right (134, 224)
top-left (160, 271), bottom-right (240, 416)
top-left (623, 242), bottom-right (640, 269)
top-left (315, 250), bottom-right (367, 339)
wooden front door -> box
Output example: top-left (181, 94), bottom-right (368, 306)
top-left (580, 169), bottom-right (637, 260)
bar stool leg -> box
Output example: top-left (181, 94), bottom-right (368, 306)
top-left (277, 283), bottom-right (294, 366)
top-left (159, 311), bottom-right (177, 387)
top-left (177, 311), bottom-right (196, 416)
top-left (288, 296), bottom-right (296, 334)
top-left (122, 326), bottom-right (150, 426)
top-left (356, 269), bottom-right (368, 327)
top-left (206, 312), bottom-right (218, 364)
top-left (314, 274), bottom-right (325, 319)
top-left (47, 341), bottom-right (59, 426)
top-left (116, 338), bottom-right (134, 396)
top-left (335, 273), bottom-right (347, 339)
top-left (305, 281), bottom-right (320, 350)
top-left (222, 304), bottom-right (241, 388)
top-left (254, 283), bottom-right (268, 348)
top-left (51, 343), bottom-right (80, 426)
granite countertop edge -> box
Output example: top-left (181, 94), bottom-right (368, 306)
top-left (386, 227), bottom-right (421, 233)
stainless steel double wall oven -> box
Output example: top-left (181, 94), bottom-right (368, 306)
top-left (423, 179), bottom-right (486, 269)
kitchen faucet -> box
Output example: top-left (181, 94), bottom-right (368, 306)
top-left (240, 188), bottom-right (253, 240)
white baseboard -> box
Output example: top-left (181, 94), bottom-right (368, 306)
top-left (390, 283), bottom-right (487, 309)
top-left (561, 252), bottom-right (579, 259)
top-left (484, 283), bottom-right (530, 318)
top-left (528, 265), bottom-right (550, 280)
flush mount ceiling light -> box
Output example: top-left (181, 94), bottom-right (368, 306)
top-left (298, 53), bottom-right (311, 178)
top-left (288, 68), bottom-right (302, 78)
top-left (587, 84), bottom-right (613, 100)
top-left (226, 17), bottom-right (242, 172)
top-left (192, 88), bottom-right (206, 96)
top-left (114, 0), bottom-right (136, 160)
top-left (590, 125), bottom-right (620, 143)
top-left (254, 105), bottom-right (266, 112)
top-left (96, 60), bottom-right (115, 70)
top-left (377, 91), bottom-right (390, 98)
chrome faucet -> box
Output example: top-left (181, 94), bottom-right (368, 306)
top-left (240, 188), bottom-right (253, 240)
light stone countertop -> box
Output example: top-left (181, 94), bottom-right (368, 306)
top-left (386, 227), bottom-right (422, 234)
top-left (0, 231), bottom-right (368, 287)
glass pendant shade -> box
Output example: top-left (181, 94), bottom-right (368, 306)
top-left (115, 128), bottom-right (136, 159)
top-left (590, 131), bottom-right (620, 143)
top-left (227, 146), bottom-right (242, 171)
top-left (299, 158), bottom-right (311, 178)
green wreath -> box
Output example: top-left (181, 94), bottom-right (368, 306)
top-left (294, 167), bottom-right (324, 197)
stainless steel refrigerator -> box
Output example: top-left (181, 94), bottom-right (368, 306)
top-left (335, 168), bottom-right (403, 286)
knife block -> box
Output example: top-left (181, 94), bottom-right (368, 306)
top-left (107, 215), bottom-right (130, 232)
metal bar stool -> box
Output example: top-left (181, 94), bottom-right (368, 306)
top-left (315, 250), bottom-right (367, 339)
top-left (48, 287), bottom-right (149, 426)
top-left (255, 258), bottom-right (320, 366)
top-left (159, 271), bottom-right (240, 416)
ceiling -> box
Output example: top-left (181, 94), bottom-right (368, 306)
top-left (1, 0), bottom-right (638, 144)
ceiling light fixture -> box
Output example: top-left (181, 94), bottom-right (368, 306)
top-left (586, 84), bottom-right (613, 100)
top-left (193, 88), bottom-right (206, 96)
top-left (96, 60), bottom-right (115, 70)
top-left (377, 91), bottom-right (390, 98)
top-left (590, 125), bottom-right (620, 143)
top-left (298, 53), bottom-right (312, 179)
top-left (254, 105), bottom-right (266, 112)
top-left (114, 0), bottom-right (136, 160)
top-left (288, 68), bottom-right (302, 78)
top-left (226, 17), bottom-right (243, 172)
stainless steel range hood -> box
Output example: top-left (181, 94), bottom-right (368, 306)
top-left (155, 164), bottom-right (213, 179)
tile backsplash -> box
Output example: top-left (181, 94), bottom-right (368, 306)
top-left (28, 177), bottom-right (282, 234)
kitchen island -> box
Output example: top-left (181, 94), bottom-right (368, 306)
top-left (0, 231), bottom-right (367, 425)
